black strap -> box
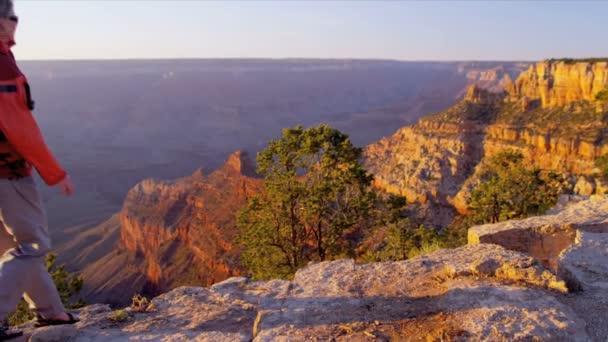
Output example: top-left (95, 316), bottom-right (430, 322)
top-left (24, 82), bottom-right (35, 110)
top-left (0, 153), bottom-right (27, 178)
top-left (0, 85), bottom-right (16, 93)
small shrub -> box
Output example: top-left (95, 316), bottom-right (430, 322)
top-left (407, 240), bottom-right (444, 259)
top-left (596, 89), bottom-right (608, 102)
top-left (468, 150), bottom-right (562, 224)
top-left (108, 310), bottom-right (129, 323)
top-left (596, 153), bottom-right (608, 179)
top-left (131, 294), bottom-right (152, 313)
top-left (369, 220), bottom-right (458, 262)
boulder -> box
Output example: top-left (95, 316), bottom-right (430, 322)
top-left (558, 231), bottom-right (608, 292)
top-left (469, 195), bottom-right (608, 269)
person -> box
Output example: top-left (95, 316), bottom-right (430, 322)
top-left (0, 0), bottom-right (78, 340)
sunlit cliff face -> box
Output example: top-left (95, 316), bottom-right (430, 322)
top-left (364, 60), bottom-right (608, 220)
top-left (117, 151), bottom-right (263, 293)
top-left (505, 61), bottom-right (608, 108)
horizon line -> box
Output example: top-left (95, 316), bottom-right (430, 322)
top-left (18, 56), bottom-right (542, 63)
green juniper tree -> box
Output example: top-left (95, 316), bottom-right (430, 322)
top-left (372, 220), bottom-right (445, 261)
top-left (468, 149), bottom-right (562, 224)
top-left (237, 125), bottom-right (376, 280)
top-left (365, 194), bottom-right (457, 262)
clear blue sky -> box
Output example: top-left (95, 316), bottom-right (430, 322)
top-left (12, 0), bottom-right (608, 61)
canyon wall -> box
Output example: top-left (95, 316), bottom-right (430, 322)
top-left (80, 151), bottom-right (263, 304)
top-left (364, 60), bottom-right (608, 218)
top-left (505, 61), bottom-right (608, 108)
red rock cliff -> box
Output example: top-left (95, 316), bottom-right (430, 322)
top-left (82, 151), bottom-right (263, 303)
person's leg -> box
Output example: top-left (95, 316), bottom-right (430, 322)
top-left (0, 177), bottom-right (65, 321)
top-left (0, 221), bottom-right (13, 257)
top-left (0, 221), bottom-right (26, 324)
top-left (21, 261), bottom-right (66, 319)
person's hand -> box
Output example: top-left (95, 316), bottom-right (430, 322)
top-left (56, 174), bottom-right (74, 196)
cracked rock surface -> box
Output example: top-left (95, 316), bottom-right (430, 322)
top-left (23, 244), bottom-right (587, 342)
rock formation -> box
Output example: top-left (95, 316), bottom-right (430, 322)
top-left (461, 63), bottom-right (528, 93)
top-left (23, 244), bottom-right (587, 341)
top-left (468, 195), bottom-right (608, 341)
top-left (463, 84), bottom-right (505, 104)
top-left (468, 195), bottom-right (608, 270)
top-left (364, 60), bottom-right (608, 219)
top-left (362, 107), bottom-right (488, 225)
top-left (505, 60), bottom-right (608, 108)
top-left (79, 151), bottom-right (263, 305)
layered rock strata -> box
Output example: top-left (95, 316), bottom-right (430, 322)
top-left (80, 151), bottom-right (263, 305)
top-left (505, 60), bottom-right (608, 108)
top-left (364, 60), bottom-right (608, 219)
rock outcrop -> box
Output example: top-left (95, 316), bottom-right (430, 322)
top-left (364, 60), bottom-right (608, 219)
top-left (463, 84), bottom-right (504, 104)
top-left (363, 109), bottom-right (487, 225)
top-left (505, 60), bottom-right (608, 108)
top-left (468, 195), bottom-right (608, 341)
top-left (468, 195), bottom-right (608, 270)
top-left (20, 194), bottom-right (608, 342)
top-left (24, 244), bottom-right (587, 342)
top-left (79, 151), bottom-right (263, 305)
top-left (461, 63), bottom-right (528, 94)
top-left (559, 230), bottom-right (608, 291)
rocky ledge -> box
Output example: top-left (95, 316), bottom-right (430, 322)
top-left (21, 244), bottom-right (585, 342)
top-left (468, 195), bottom-right (608, 341)
top-left (468, 195), bottom-right (608, 270)
top-left (22, 196), bottom-right (608, 341)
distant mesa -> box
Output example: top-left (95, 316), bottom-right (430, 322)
top-left (464, 58), bottom-right (608, 109)
top-left (505, 58), bottom-right (608, 108)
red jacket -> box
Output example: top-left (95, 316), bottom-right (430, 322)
top-left (0, 41), bottom-right (66, 185)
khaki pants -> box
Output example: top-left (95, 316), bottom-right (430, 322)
top-left (0, 177), bottom-right (65, 321)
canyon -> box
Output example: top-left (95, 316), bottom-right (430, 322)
top-left (56, 59), bottom-right (608, 306)
top-left (26, 59), bottom-right (525, 236)
top-left (42, 60), bottom-right (529, 303)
